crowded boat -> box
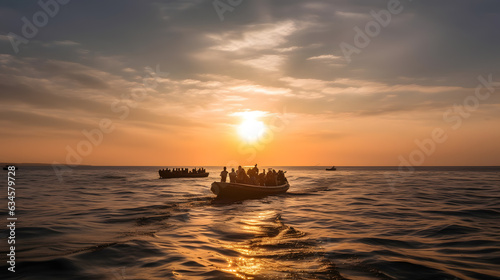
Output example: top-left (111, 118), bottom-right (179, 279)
top-left (159, 167), bottom-right (208, 179)
top-left (219, 164), bottom-right (287, 186)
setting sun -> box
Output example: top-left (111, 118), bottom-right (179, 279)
top-left (237, 115), bottom-right (266, 143)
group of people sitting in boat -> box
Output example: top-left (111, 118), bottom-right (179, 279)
top-left (219, 164), bottom-right (287, 186)
top-left (158, 167), bottom-right (206, 177)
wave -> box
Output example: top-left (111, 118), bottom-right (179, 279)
top-left (98, 175), bottom-right (127, 180)
top-left (415, 224), bottom-right (480, 238)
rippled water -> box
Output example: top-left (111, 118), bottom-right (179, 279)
top-left (1, 166), bottom-right (499, 280)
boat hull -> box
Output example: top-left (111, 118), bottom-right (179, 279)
top-left (211, 182), bottom-right (289, 199)
top-left (160, 172), bottom-right (209, 179)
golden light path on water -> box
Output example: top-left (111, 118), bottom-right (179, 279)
top-left (216, 210), bottom-right (320, 279)
top-left (220, 211), bottom-right (274, 279)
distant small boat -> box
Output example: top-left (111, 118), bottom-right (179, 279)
top-left (160, 172), bottom-right (209, 179)
top-left (211, 182), bottom-right (289, 199)
top-left (3, 165), bottom-right (18, 171)
top-left (326, 166), bottom-right (336, 171)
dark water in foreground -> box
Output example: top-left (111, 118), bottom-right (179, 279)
top-left (1, 166), bottom-right (500, 280)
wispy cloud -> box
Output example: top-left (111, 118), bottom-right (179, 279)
top-left (208, 21), bottom-right (300, 52)
top-left (307, 55), bottom-right (343, 61)
top-left (237, 55), bottom-right (285, 71)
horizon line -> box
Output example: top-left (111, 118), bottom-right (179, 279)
top-left (3, 163), bottom-right (500, 168)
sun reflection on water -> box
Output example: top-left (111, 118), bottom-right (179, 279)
top-left (217, 210), bottom-right (303, 279)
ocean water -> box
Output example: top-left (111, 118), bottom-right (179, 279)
top-left (1, 166), bottom-right (499, 280)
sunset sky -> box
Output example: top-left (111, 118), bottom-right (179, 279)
top-left (1, 0), bottom-right (499, 166)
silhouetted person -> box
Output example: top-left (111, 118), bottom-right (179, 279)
top-left (247, 167), bottom-right (254, 179)
top-left (258, 169), bottom-right (266, 186)
top-left (220, 167), bottom-right (228, 183)
top-left (229, 168), bottom-right (237, 183)
top-left (236, 166), bottom-right (242, 182)
top-left (243, 169), bottom-right (250, 184)
top-left (277, 170), bottom-right (286, 184)
top-left (249, 172), bottom-right (258, 185)
top-left (266, 168), bottom-right (277, 186)
top-left (237, 166), bottom-right (247, 183)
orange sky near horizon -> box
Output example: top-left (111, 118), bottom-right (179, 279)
top-left (2, 106), bottom-right (499, 166)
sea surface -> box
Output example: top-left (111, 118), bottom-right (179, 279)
top-left (1, 166), bottom-right (500, 280)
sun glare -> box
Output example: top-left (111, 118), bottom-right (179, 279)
top-left (237, 115), bottom-right (266, 143)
